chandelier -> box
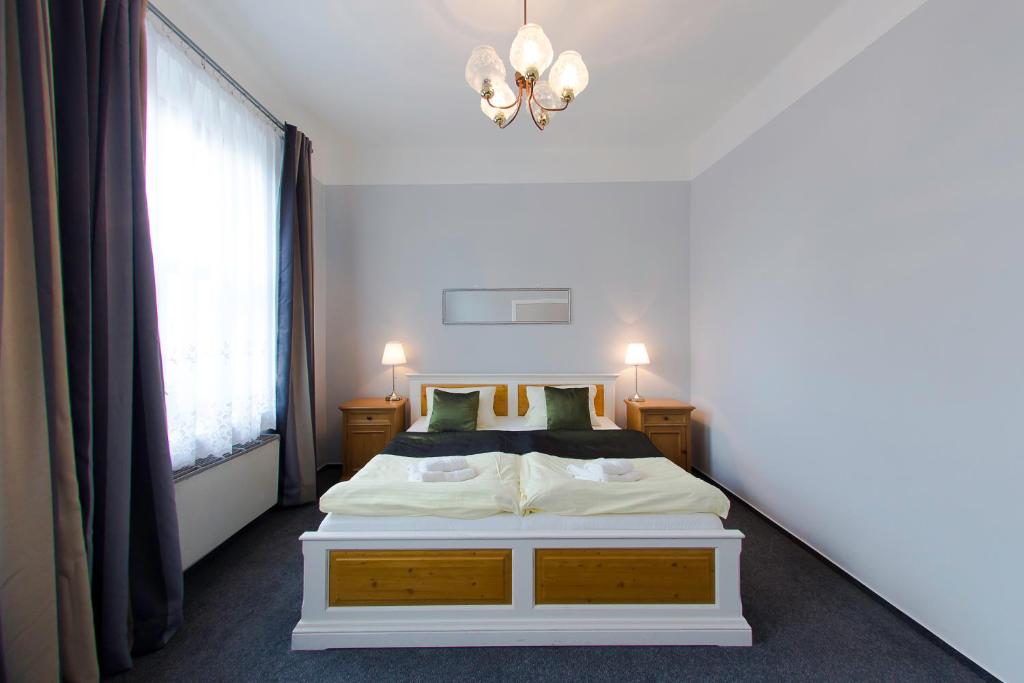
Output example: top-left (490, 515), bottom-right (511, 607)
top-left (464, 0), bottom-right (589, 130)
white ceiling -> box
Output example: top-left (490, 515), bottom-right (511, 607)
top-left (152, 0), bottom-right (916, 185)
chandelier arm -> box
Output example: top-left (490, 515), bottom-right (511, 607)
top-left (497, 92), bottom-right (524, 129)
top-left (527, 93), bottom-right (545, 131)
top-left (485, 90), bottom-right (521, 110)
top-left (498, 84), bottom-right (526, 128)
top-left (529, 89), bottom-right (571, 113)
top-left (485, 78), bottom-right (525, 111)
top-left (501, 81), bottom-right (532, 127)
top-left (499, 100), bottom-right (522, 128)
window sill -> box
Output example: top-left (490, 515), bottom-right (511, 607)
top-left (172, 433), bottom-right (281, 484)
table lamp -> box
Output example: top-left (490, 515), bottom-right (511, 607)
top-left (624, 342), bottom-right (650, 402)
top-left (381, 341), bottom-right (407, 401)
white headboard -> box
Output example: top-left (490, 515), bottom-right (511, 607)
top-left (407, 373), bottom-right (618, 422)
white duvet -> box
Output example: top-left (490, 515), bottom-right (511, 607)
top-left (319, 451), bottom-right (730, 519)
top-left (519, 452), bottom-right (730, 518)
top-left (319, 452), bottom-right (521, 518)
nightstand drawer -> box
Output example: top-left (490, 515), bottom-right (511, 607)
top-left (643, 411), bottom-right (687, 426)
top-left (347, 411), bottom-right (394, 425)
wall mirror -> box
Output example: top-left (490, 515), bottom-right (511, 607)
top-left (443, 288), bottom-right (571, 325)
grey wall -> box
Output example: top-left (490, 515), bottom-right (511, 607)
top-left (689, 1), bottom-right (1023, 680)
top-left (323, 181), bottom-right (690, 462)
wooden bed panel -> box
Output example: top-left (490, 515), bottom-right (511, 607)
top-left (419, 384), bottom-right (509, 417)
top-left (517, 384), bottom-right (605, 417)
top-left (534, 548), bottom-right (716, 604)
top-left (328, 549), bottom-right (512, 606)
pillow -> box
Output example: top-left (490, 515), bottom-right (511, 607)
top-left (426, 386), bottom-right (497, 429)
top-left (427, 390), bottom-right (480, 432)
top-left (524, 384), bottom-right (599, 428)
top-left (543, 387), bottom-right (593, 431)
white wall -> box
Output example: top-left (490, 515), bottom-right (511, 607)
top-left (322, 181), bottom-right (690, 463)
top-left (689, 1), bottom-right (1023, 680)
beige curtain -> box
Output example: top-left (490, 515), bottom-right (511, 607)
top-left (1, 0), bottom-right (98, 680)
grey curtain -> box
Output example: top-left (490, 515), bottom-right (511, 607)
top-left (276, 124), bottom-right (317, 505)
top-left (1, 0), bottom-right (183, 677)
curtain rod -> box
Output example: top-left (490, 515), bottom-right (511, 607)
top-left (147, 2), bottom-right (286, 132)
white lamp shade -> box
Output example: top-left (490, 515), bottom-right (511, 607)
top-left (381, 342), bottom-right (406, 366)
top-left (465, 45), bottom-right (506, 93)
top-left (624, 343), bottom-right (650, 366)
top-left (509, 23), bottom-right (553, 77)
top-left (549, 50), bottom-right (589, 99)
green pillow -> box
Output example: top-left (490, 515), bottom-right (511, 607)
top-left (428, 390), bottom-right (480, 432)
top-left (544, 386), bottom-right (593, 431)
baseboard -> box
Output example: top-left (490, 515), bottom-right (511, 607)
top-left (694, 468), bottom-right (1001, 682)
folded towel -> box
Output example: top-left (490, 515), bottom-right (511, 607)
top-left (586, 458), bottom-right (634, 475)
top-left (407, 465), bottom-right (477, 483)
top-left (567, 464), bottom-right (642, 482)
top-left (416, 456), bottom-right (470, 473)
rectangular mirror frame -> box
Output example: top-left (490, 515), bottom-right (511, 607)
top-left (442, 288), bottom-right (572, 325)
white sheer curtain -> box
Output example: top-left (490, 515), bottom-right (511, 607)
top-left (145, 17), bottom-right (283, 471)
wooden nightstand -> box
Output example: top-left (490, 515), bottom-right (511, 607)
top-left (624, 399), bottom-right (695, 471)
top-left (339, 398), bottom-right (406, 477)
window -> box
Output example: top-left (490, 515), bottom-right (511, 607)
top-left (145, 17), bottom-right (283, 471)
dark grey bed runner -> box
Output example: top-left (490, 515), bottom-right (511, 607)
top-left (381, 430), bottom-right (664, 460)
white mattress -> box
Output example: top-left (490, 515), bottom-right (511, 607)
top-left (406, 414), bottom-right (621, 432)
top-left (318, 511), bottom-right (722, 533)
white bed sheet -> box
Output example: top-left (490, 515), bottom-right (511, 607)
top-left (521, 452), bottom-right (731, 518)
top-left (317, 511), bottom-right (723, 533)
top-left (319, 452), bottom-right (520, 517)
top-left (406, 414), bottom-right (621, 432)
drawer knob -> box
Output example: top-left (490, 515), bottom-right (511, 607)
top-left (663, 415), bottom-right (669, 420)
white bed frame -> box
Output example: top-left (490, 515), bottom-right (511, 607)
top-left (292, 374), bottom-right (751, 649)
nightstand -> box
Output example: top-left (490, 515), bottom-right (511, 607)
top-left (624, 399), bottom-right (695, 471)
top-left (339, 398), bottom-right (406, 477)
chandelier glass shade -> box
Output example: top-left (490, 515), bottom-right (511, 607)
top-left (464, 1), bottom-right (589, 130)
top-left (509, 24), bottom-right (553, 78)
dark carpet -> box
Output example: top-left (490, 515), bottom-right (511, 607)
top-left (112, 471), bottom-right (996, 682)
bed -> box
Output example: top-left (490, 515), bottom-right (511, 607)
top-left (292, 374), bottom-right (751, 649)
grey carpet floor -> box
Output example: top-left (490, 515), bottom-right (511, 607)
top-left (113, 481), bottom-right (996, 682)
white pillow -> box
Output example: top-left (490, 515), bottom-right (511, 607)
top-left (524, 384), bottom-right (600, 428)
top-left (425, 386), bottom-right (498, 429)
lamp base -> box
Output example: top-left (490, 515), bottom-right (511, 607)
top-left (630, 393), bottom-right (646, 402)
top-left (384, 392), bottom-right (402, 402)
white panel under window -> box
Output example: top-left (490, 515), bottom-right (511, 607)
top-left (145, 17), bottom-right (283, 471)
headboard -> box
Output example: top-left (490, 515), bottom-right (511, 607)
top-left (418, 383), bottom-right (510, 417)
top-left (407, 374), bottom-right (618, 422)
top-left (516, 384), bottom-right (604, 417)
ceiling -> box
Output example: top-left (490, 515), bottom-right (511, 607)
top-left (153, 0), bottom-right (855, 184)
